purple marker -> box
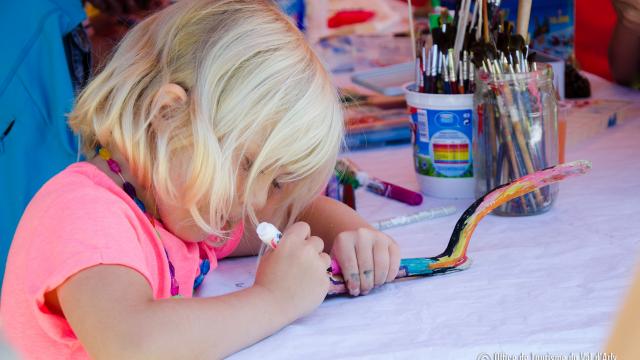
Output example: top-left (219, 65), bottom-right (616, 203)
top-left (337, 159), bottom-right (423, 206)
top-left (362, 175), bottom-right (423, 206)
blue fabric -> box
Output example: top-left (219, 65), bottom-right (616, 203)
top-left (0, 0), bottom-right (86, 285)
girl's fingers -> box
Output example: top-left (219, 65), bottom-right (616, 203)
top-left (332, 241), bottom-right (360, 296)
top-left (319, 252), bottom-right (332, 271)
top-left (282, 222), bottom-right (311, 246)
top-left (373, 240), bottom-right (389, 287)
top-left (386, 241), bottom-right (401, 282)
top-left (307, 236), bottom-right (325, 254)
top-left (355, 236), bottom-right (375, 295)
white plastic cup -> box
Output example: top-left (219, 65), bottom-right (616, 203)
top-left (404, 84), bottom-right (475, 199)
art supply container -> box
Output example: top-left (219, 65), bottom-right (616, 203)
top-left (473, 63), bottom-right (559, 216)
top-left (404, 84), bottom-right (475, 199)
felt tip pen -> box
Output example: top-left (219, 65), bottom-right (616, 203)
top-left (337, 159), bottom-right (423, 206)
top-left (256, 222), bottom-right (342, 275)
top-left (360, 174), bottom-right (423, 206)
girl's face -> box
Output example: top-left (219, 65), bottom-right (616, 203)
top-left (156, 155), bottom-right (286, 243)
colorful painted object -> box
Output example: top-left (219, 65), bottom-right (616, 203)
top-left (328, 160), bottom-right (592, 295)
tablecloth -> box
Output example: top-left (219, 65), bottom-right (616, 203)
top-left (199, 75), bottom-right (640, 359)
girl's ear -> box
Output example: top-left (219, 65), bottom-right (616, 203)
top-left (150, 83), bottom-right (188, 120)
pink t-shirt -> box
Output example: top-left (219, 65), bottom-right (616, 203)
top-left (1, 162), bottom-right (243, 359)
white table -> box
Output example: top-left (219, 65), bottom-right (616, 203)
top-left (200, 76), bottom-right (640, 359)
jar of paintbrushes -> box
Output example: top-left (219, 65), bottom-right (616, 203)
top-left (473, 62), bottom-right (559, 216)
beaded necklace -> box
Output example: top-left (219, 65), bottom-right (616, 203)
top-left (97, 147), bottom-right (210, 297)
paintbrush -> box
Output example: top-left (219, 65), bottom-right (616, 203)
top-left (447, 48), bottom-right (458, 94)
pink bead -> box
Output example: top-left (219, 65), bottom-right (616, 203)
top-left (170, 278), bottom-right (180, 296)
top-left (107, 159), bottom-right (121, 173)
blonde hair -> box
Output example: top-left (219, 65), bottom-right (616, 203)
top-left (69, 0), bottom-right (344, 239)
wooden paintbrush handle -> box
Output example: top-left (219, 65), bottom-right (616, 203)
top-left (511, 120), bottom-right (545, 205)
top-left (516, 0), bottom-right (532, 39)
top-left (482, 0), bottom-right (489, 43)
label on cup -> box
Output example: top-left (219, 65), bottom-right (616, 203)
top-left (410, 108), bottom-right (473, 178)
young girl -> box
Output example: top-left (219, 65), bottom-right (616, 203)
top-left (1, 0), bottom-right (400, 358)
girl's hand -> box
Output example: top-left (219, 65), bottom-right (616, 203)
top-left (331, 228), bottom-right (400, 296)
top-left (254, 222), bottom-right (331, 322)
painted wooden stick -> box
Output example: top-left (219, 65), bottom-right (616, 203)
top-left (328, 160), bottom-right (592, 295)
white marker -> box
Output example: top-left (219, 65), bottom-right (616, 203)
top-left (256, 222), bottom-right (283, 249)
top-left (371, 206), bottom-right (457, 231)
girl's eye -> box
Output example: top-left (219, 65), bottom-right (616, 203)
top-left (271, 179), bottom-right (281, 190)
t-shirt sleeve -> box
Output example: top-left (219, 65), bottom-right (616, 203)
top-left (22, 186), bottom-right (154, 343)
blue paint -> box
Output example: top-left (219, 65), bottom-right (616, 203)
top-left (399, 258), bottom-right (437, 276)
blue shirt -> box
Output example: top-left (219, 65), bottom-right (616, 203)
top-left (0, 0), bottom-right (86, 285)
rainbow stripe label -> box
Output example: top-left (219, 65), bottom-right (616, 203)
top-left (433, 143), bottom-right (470, 164)
top-left (410, 107), bottom-right (473, 178)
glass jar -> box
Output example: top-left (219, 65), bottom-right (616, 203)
top-left (473, 63), bottom-right (559, 216)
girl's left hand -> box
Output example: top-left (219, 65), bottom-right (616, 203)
top-left (330, 228), bottom-right (400, 296)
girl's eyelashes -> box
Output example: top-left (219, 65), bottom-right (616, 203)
top-left (243, 156), bottom-right (281, 189)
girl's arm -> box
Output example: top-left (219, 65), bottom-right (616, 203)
top-left (58, 266), bottom-right (282, 359)
top-left (298, 195), bottom-right (374, 250)
top-left (55, 223), bottom-right (331, 359)
top-left (229, 193), bottom-right (372, 258)
top-left (606, 264), bottom-right (640, 358)
top-left (230, 195), bottom-right (387, 257)
top-left (609, 0), bottom-right (640, 86)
